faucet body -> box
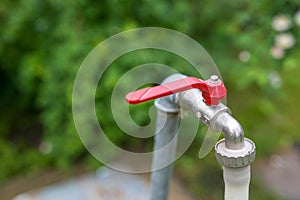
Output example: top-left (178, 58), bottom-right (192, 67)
top-left (126, 73), bottom-right (256, 200)
top-left (156, 74), bottom-right (247, 150)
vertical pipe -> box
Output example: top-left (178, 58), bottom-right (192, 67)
top-left (150, 109), bottom-right (180, 200)
top-left (223, 166), bottom-right (251, 200)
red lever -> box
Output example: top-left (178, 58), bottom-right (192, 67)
top-left (125, 75), bottom-right (226, 106)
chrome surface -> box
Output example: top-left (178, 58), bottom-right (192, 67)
top-left (213, 112), bottom-right (245, 150)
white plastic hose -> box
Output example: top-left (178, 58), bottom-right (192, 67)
top-left (223, 165), bottom-right (251, 200)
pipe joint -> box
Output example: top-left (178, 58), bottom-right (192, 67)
top-left (212, 113), bottom-right (256, 168)
top-left (215, 138), bottom-right (256, 168)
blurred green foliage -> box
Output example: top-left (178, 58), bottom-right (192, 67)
top-left (1, 0), bottom-right (300, 199)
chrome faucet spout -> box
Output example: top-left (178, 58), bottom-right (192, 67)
top-left (213, 112), bottom-right (245, 150)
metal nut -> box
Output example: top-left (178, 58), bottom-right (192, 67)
top-left (215, 138), bottom-right (256, 168)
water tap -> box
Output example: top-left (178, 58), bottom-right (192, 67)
top-left (126, 74), bottom-right (255, 168)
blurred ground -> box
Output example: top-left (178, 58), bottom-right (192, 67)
top-left (254, 145), bottom-right (300, 200)
top-left (2, 146), bottom-right (300, 200)
top-left (2, 167), bottom-right (195, 200)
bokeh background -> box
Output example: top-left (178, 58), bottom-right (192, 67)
top-left (1, 0), bottom-right (300, 199)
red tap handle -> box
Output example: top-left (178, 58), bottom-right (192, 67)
top-left (125, 76), bottom-right (227, 106)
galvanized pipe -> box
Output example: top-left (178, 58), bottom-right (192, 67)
top-left (150, 109), bottom-right (180, 200)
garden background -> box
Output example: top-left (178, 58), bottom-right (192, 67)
top-left (1, 0), bottom-right (300, 199)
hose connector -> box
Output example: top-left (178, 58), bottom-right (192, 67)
top-left (215, 138), bottom-right (256, 168)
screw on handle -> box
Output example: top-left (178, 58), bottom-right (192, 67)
top-left (125, 75), bottom-right (227, 106)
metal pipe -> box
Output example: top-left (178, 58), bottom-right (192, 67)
top-left (149, 74), bottom-right (182, 200)
top-left (150, 109), bottom-right (180, 200)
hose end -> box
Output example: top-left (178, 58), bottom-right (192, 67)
top-left (215, 138), bottom-right (256, 168)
